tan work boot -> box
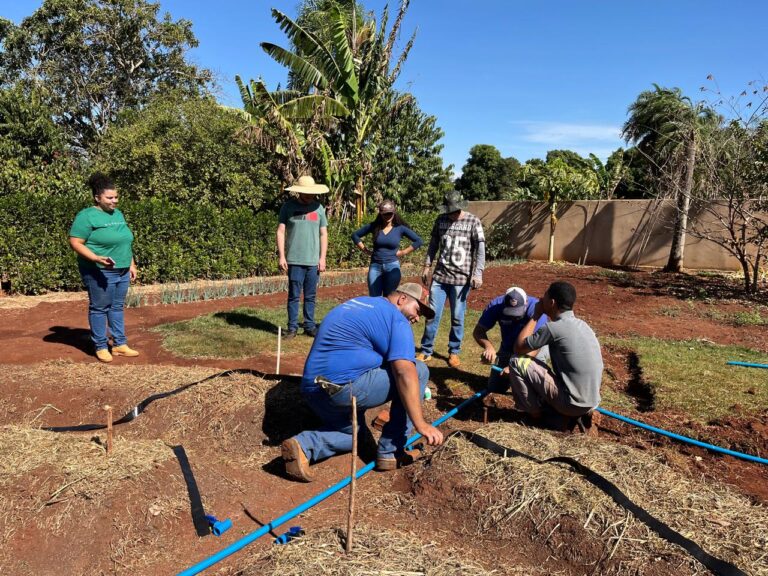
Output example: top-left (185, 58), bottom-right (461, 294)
top-left (372, 409), bottom-right (391, 432)
top-left (375, 446), bottom-right (424, 472)
top-left (281, 438), bottom-right (315, 482)
top-left (112, 344), bottom-right (139, 357)
top-left (448, 353), bottom-right (461, 368)
top-left (415, 352), bottom-right (431, 363)
top-left (95, 349), bottom-right (113, 363)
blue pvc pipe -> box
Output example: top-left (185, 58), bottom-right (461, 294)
top-left (727, 360), bottom-right (768, 370)
top-left (487, 364), bottom-right (768, 466)
top-left (176, 389), bottom-right (489, 575)
top-left (595, 407), bottom-right (768, 465)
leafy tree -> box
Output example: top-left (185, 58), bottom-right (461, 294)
top-left (688, 80), bottom-right (768, 294)
top-left (622, 84), bottom-right (719, 272)
top-left (0, 83), bottom-right (85, 197)
top-left (546, 149), bottom-right (592, 171)
top-left (93, 93), bottom-right (279, 210)
top-left (518, 157), bottom-right (599, 262)
top-left (365, 95), bottom-right (453, 212)
top-left (1, 0), bottom-right (212, 149)
top-left (588, 149), bottom-right (627, 199)
top-left (251, 0), bottom-right (416, 221)
top-left (456, 144), bottom-right (520, 201)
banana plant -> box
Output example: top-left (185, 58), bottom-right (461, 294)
top-left (254, 0), bottom-right (415, 222)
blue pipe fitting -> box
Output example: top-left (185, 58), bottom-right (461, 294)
top-left (205, 515), bottom-right (232, 537)
top-left (274, 526), bottom-right (304, 544)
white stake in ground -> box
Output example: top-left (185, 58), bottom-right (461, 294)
top-left (345, 396), bottom-right (358, 554)
top-left (276, 326), bottom-right (282, 375)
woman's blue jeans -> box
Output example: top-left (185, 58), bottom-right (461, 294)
top-left (287, 265), bottom-right (319, 332)
top-left (420, 281), bottom-right (471, 356)
top-left (295, 360), bottom-right (429, 462)
top-left (79, 266), bottom-right (130, 351)
top-left (367, 260), bottom-right (401, 296)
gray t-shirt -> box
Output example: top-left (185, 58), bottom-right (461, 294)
top-left (524, 310), bottom-right (602, 409)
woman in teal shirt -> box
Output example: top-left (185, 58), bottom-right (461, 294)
top-left (68, 173), bottom-right (139, 363)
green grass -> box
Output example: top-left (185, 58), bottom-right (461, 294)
top-left (603, 336), bottom-right (768, 421)
top-left (152, 302), bottom-right (338, 359)
top-left (153, 298), bottom-right (490, 386)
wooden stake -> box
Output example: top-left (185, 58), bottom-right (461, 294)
top-left (483, 405), bottom-right (489, 425)
top-left (276, 326), bottom-right (282, 375)
top-left (104, 405), bottom-right (113, 456)
top-left (345, 396), bottom-right (358, 554)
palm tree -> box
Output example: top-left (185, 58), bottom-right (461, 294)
top-left (622, 85), bottom-right (718, 272)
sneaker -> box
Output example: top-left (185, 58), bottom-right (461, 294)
top-left (281, 438), bottom-right (314, 482)
top-left (95, 349), bottom-right (113, 363)
top-left (415, 352), bottom-right (431, 362)
top-left (303, 327), bottom-right (318, 337)
top-left (283, 330), bottom-right (298, 340)
top-left (448, 353), bottom-right (461, 368)
top-left (112, 344), bottom-right (139, 357)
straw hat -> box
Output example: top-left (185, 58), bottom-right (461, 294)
top-left (285, 175), bottom-right (330, 194)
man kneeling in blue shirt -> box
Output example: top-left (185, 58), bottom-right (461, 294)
top-left (281, 283), bottom-right (445, 482)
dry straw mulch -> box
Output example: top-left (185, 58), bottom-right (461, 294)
top-left (232, 524), bottom-right (530, 576)
top-left (0, 426), bottom-right (178, 543)
top-left (423, 423), bottom-right (767, 576)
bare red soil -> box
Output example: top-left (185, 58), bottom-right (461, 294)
top-left (1, 262), bottom-right (766, 575)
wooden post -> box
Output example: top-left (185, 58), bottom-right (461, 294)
top-left (345, 396), bottom-right (358, 553)
top-left (276, 326), bottom-right (282, 375)
top-left (483, 405), bottom-right (489, 425)
top-left (104, 405), bottom-right (113, 456)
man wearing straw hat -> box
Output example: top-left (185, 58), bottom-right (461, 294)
top-left (281, 283), bottom-right (444, 482)
top-left (417, 190), bottom-right (485, 368)
top-left (277, 175), bottom-right (329, 339)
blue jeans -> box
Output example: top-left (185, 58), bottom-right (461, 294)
top-left (367, 260), bottom-right (401, 296)
top-left (287, 265), bottom-right (319, 332)
top-left (420, 281), bottom-right (471, 356)
top-left (296, 360), bottom-right (429, 461)
top-left (79, 265), bottom-right (131, 351)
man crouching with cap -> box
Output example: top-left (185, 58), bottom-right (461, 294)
top-left (473, 287), bottom-right (549, 392)
top-left (281, 283), bottom-right (444, 482)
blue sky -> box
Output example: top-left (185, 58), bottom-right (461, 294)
top-left (5, 1), bottom-right (767, 174)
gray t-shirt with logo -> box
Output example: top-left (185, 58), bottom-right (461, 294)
top-left (524, 310), bottom-right (602, 409)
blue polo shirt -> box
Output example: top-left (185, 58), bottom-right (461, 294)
top-left (302, 296), bottom-right (416, 392)
top-left (477, 295), bottom-right (548, 355)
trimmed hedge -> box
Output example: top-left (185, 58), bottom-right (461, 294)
top-left (0, 191), bottom-right (440, 294)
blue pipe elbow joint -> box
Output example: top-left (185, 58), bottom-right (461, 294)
top-left (205, 515), bottom-right (232, 537)
top-left (274, 526), bottom-right (304, 545)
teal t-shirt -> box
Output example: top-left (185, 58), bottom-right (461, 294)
top-left (278, 198), bottom-right (328, 266)
top-left (69, 206), bottom-right (134, 268)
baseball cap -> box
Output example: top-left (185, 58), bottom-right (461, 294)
top-left (396, 282), bottom-right (435, 319)
top-left (501, 287), bottom-right (528, 319)
top-left (378, 199), bottom-right (396, 214)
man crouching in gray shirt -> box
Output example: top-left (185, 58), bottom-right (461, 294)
top-left (507, 281), bottom-right (602, 421)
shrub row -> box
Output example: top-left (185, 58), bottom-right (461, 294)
top-left (0, 191), bottom-right (441, 295)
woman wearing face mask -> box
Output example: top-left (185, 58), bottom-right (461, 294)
top-left (68, 172), bottom-right (139, 363)
top-left (352, 199), bottom-right (423, 296)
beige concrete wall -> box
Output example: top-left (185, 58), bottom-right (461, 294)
top-left (468, 199), bottom-right (742, 271)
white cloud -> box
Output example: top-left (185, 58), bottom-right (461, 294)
top-left (511, 121), bottom-right (622, 145)
top-left (503, 121), bottom-right (625, 161)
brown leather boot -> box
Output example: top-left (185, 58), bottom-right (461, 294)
top-left (281, 438), bottom-right (315, 482)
